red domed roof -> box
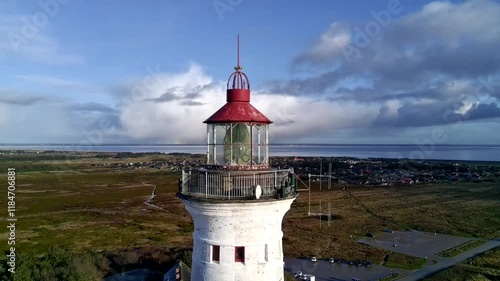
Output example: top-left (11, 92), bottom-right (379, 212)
top-left (204, 97), bottom-right (272, 124)
top-left (203, 36), bottom-right (271, 124)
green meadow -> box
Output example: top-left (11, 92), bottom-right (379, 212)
top-left (0, 151), bottom-right (498, 280)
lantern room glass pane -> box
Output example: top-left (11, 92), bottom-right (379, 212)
top-left (207, 124), bottom-right (228, 165)
top-left (215, 144), bottom-right (225, 165)
top-left (207, 124), bottom-right (214, 164)
top-left (207, 123), bottom-right (269, 167)
top-left (215, 125), bottom-right (227, 145)
top-left (217, 125), bottom-right (228, 165)
top-left (251, 124), bottom-right (269, 165)
top-left (225, 124), bottom-right (251, 165)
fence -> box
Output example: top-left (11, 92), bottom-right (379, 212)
top-left (179, 168), bottom-right (296, 200)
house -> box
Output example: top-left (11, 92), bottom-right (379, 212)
top-left (163, 261), bottom-right (191, 281)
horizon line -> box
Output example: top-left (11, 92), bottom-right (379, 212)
top-left (0, 143), bottom-right (498, 146)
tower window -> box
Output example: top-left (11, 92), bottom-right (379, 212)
top-left (265, 244), bottom-right (268, 262)
top-left (235, 246), bottom-right (245, 263)
top-left (212, 245), bottom-right (220, 262)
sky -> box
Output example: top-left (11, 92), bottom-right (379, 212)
top-left (1, 0), bottom-right (500, 145)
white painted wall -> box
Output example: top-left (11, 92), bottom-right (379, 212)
top-left (182, 198), bottom-right (296, 281)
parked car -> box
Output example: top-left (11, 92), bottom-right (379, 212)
top-left (302, 274), bottom-right (315, 281)
top-left (294, 271), bottom-right (303, 278)
top-left (384, 228), bottom-right (394, 233)
top-left (328, 258), bottom-right (335, 263)
top-left (367, 232), bottom-right (375, 238)
top-left (310, 256), bottom-right (317, 262)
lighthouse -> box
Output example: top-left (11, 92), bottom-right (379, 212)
top-left (177, 37), bottom-right (298, 281)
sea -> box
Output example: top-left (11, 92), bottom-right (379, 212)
top-left (1, 144), bottom-right (499, 162)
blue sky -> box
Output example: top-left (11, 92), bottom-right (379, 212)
top-left (1, 0), bottom-right (500, 144)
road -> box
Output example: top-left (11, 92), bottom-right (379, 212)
top-left (397, 240), bottom-right (500, 281)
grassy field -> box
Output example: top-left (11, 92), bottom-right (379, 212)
top-left (282, 179), bottom-right (500, 268)
top-left (425, 246), bottom-right (500, 281)
top-left (0, 151), bottom-right (499, 279)
top-left (0, 151), bottom-right (198, 279)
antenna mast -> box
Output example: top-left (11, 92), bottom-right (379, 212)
top-left (235, 35), bottom-right (242, 72)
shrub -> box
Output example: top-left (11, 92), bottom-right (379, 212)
top-left (8, 247), bottom-right (103, 281)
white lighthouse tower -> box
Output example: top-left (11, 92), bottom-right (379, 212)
top-left (178, 37), bottom-right (298, 281)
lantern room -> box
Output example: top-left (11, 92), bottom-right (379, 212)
top-left (203, 38), bottom-right (272, 169)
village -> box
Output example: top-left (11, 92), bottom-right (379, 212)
top-left (87, 152), bottom-right (499, 186)
top-left (3, 149), bottom-right (497, 186)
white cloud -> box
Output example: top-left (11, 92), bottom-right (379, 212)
top-left (292, 22), bottom-right (356, 69)
top-left (455, 100), bottom-right (477, 115)
top-left (383, 99), bottom-right (401, 117)
top-left (116, 64), bottom-right (218, 143)
top-left (286, 0), bottom-right (500, 135)
top-left (294, 0), bottom-right (500, 73)
top-left (114, 64), bottom-right (377, 143)
top-left (309, 23), bottom-right (351, 59)
top-left (400, 0), bottom-right (500, 43)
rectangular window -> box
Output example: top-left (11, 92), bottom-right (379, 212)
top-left (235, 246), bottom-right (245, 263)
top-left (212, 245), bottom-right (220, 262)
top-left (265, 244), bottom-right (268, 262)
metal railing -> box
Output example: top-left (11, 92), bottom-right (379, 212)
top-left (179, 168), bottom-right (297, 200)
